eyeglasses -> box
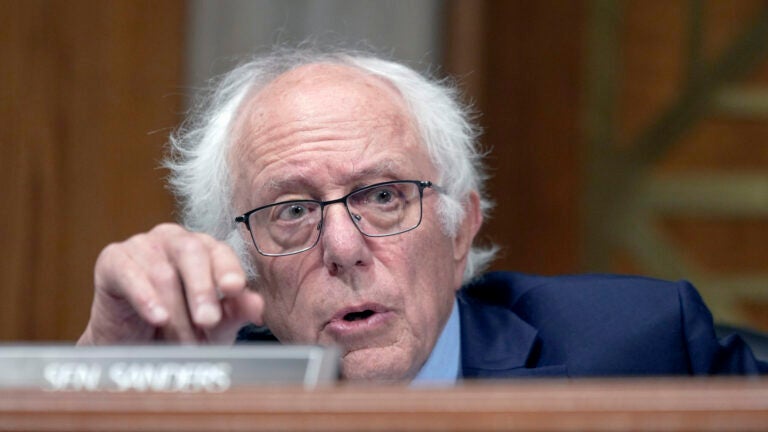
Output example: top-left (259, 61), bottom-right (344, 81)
top-left (235, 180), bottom-right (439, 256)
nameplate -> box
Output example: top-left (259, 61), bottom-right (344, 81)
top-left (0, 344), bottom-right (338, 392)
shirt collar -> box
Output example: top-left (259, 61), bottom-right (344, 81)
top-left (411, 298), bottom-right (461, 386)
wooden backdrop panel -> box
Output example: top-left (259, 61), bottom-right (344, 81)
top-left (447, 0), bottom-right (768, 329)
top-left (616, 0), bottom-right (768, 329)
top-left (0, 0), bottom-right (183, 341)
top-left (446, 0), bottom-right (585, 275)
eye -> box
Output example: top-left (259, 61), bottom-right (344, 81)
top-left (275, 203), bottom-right (310, 221)
top-left (350, 184), bottom-right (406, 208)
top-left (371, 187), bottom-right (396, 204)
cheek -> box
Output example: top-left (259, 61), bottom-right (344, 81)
top-left (411, 218), bottom-right (456, 275)
top-left (398, 222), bottom-right (458, 315)
top-left (254, 251), bottom-right (313, 296)
top-left (259, 291), bottom-right (317, 344)
top-left (252, 258), bottom-right (316, 342)
top-left (254, 282), bottom-right (291, 339)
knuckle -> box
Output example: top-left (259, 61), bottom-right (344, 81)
top-left (96, 242), bottom-right (122, 265)
top-left (194, 231), bottom-right (217, 244)
top-left (127, 287), bottom-right (154, 312)
top-left (173, 235), bottom-right (206, 257)
top-left (210, 241), bottom-right (236, 260)
top-left (121, 232), bottom-right (160, 257)
top-left (94, 243), bottom-right (124, 289)
top-left (123, 233), bottom-right (148, 250)
top-left (94, 241), bottom-right (135, 278)
top-left (151, 222), bottom-right (184, 237)
top-left (148, 263), bottom-right (179, 288)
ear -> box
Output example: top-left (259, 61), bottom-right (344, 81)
top-left (452, 191), bottom-right (483, 289)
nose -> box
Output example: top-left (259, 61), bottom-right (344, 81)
top-left (320, 203), bottom-right (372, 276)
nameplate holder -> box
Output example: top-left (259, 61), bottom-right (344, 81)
top-left (0, 344), bottom-right (338, 392)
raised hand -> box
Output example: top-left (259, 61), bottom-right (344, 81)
top-left (78, 223), bottom-right (264, 345)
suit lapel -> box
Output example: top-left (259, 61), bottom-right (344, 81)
top-left (458, 292), bottom-right (568, 378)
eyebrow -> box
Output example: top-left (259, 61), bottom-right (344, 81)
top-left (263, 159), bottom-right (399, 193)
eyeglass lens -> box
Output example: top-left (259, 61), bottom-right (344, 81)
top-left (247, 181), bottom-right (423, 256)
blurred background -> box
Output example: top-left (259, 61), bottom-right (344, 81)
top-left (1, 0), bottom-right (766, 341)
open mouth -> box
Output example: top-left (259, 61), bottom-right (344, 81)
top-left (343, 310), bottom-right (376, 322)
top-left (325, 303), bottom-right (392, 336)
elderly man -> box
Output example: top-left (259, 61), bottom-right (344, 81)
top-left (78, 48), bottom-right (766, 381)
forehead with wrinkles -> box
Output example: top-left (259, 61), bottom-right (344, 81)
top-left (246, 63), bottom-right (408, 126)
top-left (228, 63), bottom-right (419, 184)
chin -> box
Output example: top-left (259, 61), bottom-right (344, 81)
top-left (339, 347), bottom-right (419, 382)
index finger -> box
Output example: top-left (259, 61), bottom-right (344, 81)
top-left (162, 231), bottom-right (247, 329)
top-left (160, 233), bottom-right (221, 328)
top-left (203, 236), bottom-right (248, 298)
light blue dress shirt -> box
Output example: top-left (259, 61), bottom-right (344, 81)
top-left (411, 299), bottom-right (461, 386)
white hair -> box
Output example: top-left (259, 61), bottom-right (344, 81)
top-left (165, 47), bottom-right (497, 282)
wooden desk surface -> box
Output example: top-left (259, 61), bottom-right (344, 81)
top-left (1, 378), bottom-right (766, 431)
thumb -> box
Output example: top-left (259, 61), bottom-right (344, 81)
top-left (228, 289), bottom-right (265, 327)
top-left (205, 290), bottom-right (265, 343)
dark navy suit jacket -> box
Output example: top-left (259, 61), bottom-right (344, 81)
top-left (459, 272), bottom-right (767, 377)
top-left (237, 271), bottom-right (768, 377)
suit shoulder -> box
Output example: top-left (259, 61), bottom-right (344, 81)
top-left (461, 271), bottom-right (691, 356)
top-left (461, 271), bottom-right (684, 309)
top-left (460, 272), bottom-right (696, 375)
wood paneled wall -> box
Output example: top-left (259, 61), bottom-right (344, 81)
top-left (445, 0), bottom-right (767, 329)
top-left (0, 0), bottom-right (184, 341)
top-left (446, 0), bottom-right (585, 275)
top-left (617, 0), bottom-right (768, 329)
